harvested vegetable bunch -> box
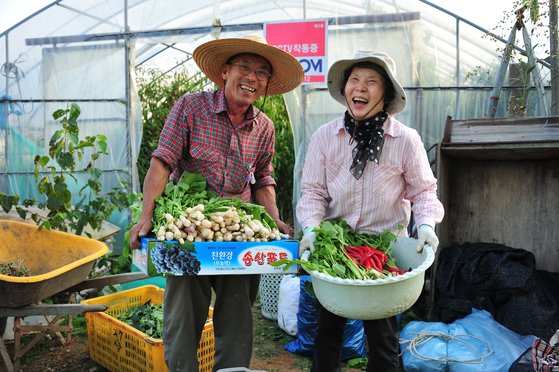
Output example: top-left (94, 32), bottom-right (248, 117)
top-left (119, 302), bottom-right (163, 338)
top-left (152, 171), bottom-right (285, 243)
top-left (275, 219), bottom-right (407, 280)
top-left (344, 245), bottom-right (407, 276)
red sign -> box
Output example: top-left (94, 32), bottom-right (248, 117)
top-left (265, 19), bottom-right (328, 84)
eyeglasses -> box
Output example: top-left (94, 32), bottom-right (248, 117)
top-left (228, 62), bottom-right (271, 81)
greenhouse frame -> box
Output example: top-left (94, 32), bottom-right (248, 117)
top-left (0, 0), bottom-right (553, 248)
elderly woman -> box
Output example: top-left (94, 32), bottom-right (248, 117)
top-left (296, 51), bottom-right (444, 371)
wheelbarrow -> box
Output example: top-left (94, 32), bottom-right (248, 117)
top-left (0, 220), bottom-right (147, 371)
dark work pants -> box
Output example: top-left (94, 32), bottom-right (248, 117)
top-left (311, 302), bottom-right (399, 372)
top-left (163, 274), bottom-right (260, 372)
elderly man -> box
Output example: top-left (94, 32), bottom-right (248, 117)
top-left (129, 35), bottom-right (303, 371)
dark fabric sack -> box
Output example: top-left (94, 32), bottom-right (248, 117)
top-left (433, 242), bottom-right (559, 340)
top-left (433, 242), bottom-right (536, 323)
top-left (496, 270), bottom-right (559, 341)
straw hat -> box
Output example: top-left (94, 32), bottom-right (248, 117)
top-left (327, 50), bottom-right (406, 115)
top-left (193, 35), bottom-right (304, 95)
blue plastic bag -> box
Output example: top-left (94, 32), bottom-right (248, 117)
top-left (400, 308), bottom-right (536, 371)
top-left (284, 275), bottom-right (366, 360)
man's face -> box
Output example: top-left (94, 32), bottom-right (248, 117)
top-left (222, 53), bottom-right (272, 108)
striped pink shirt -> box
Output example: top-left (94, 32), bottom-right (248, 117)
top-left (296, 114), bottom-right (444, 235)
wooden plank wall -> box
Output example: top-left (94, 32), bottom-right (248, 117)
top-left (437, 154), bottom-right (559, 272)
top-left (446, 121), bottom-right (559, 144)
top-left (443, 116), bottom-right (559, 144)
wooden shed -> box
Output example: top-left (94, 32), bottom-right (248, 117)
top-left (435, 115), bottom-right (559, 273)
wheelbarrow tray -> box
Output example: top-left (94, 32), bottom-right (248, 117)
top-left (0, 220), bottom-right (108, 307)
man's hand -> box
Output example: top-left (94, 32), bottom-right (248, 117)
top-left (129, 157), bottom-right (169, 249)
top-left (416, 224), bottom-right (439, 253)
top-left (275, 220), bottom-right (294, 238)
top-left (253, 185), bottom-right (294, 237)
top-left (129, 216), bottom-right (153, 250)
top-left (299, 226), bottom-right (317, 257)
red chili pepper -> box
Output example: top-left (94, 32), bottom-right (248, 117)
top-left (371, 249), bottom-right (387, 262)
top-left (386, 266), bottom-right (408, 275)
top-left (345, 245), bottom-right (393, 275)
top-left (373, 260), bottom-right (384, 272)
top-left (343, 250), bottom-right (359, 264)
top-left (380, 252), bottom-right (389, 266)
top-left (366, 256), bottom-right (381, 272)
top-left (345, 245), bottom-right (373, 266)
top-left (370, 254), bottom-right (383, 272)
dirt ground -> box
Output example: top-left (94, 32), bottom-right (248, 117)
top-left (1, 304), bottom-right (363, 372)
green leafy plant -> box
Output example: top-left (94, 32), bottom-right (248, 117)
top-left (119, 302), bottom-right (164, 338)
top-left (136, 67), bottom-right (210, 184)
top-left (0, 259), bottom-right (31, 277)
top-left (473, 0), bottom-right (555, 116)
top-left (0, 103), bottom-right (133, 236)
top-left (256, 94), bottom-right (295, 225)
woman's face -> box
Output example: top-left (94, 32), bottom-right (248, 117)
top-left (343, 66), bottom-right (386, 120)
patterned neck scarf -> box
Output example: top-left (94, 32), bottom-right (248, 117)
top-left (344, 110), bottom-right (388, 179)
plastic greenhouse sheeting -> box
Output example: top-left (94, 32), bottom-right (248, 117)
top-left (1, 0), bottom-right (553, 243)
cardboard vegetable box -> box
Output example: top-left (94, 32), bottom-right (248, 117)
top-left (133, 237), bottom-right (298, 276)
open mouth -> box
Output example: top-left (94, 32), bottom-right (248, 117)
top-left (352, 97), bottom-right (368, 106)
top-left (241, 84), bottom-right (256, 93)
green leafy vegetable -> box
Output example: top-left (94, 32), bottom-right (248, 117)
top-left (150, 171), bottom-right (282, 243)
top-left (274, 218), bottom-right (403, 280)
top-left (119, 302), bottom-right (164, 338)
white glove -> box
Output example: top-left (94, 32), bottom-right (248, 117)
top-left (417, 224), bottom-right (439, 253)
top-left (299, 226), bottom-right (317, 257)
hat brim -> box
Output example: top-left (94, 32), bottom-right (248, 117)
top-left (193, 38), bottom-right (304, 96)
top-left (327, 56), bottom-right (406, 115)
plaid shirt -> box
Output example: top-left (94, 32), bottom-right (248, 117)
top-left (533, 338), bottom-right (559, 371)
top-left (152, 89), bottom-right (276, 202)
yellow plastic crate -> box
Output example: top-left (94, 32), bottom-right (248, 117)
top-left (81, 285), bottom-right (214, 372)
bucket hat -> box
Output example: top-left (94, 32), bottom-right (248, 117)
top-left (193, 34), bottom-right (304, 95)
top-left (327, 50), bottom-right (406, 115)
